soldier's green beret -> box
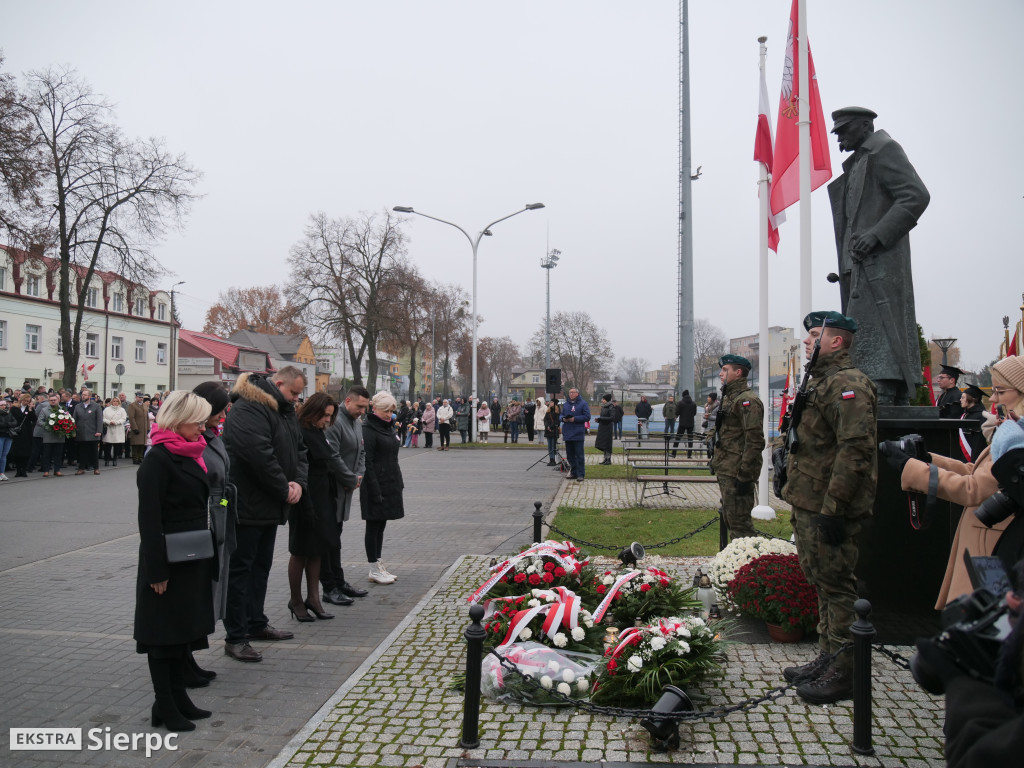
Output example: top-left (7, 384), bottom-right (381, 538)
top-left (802, 311), bottom-right (858, 333)
top-left (830, 106), bottom-right (877, 132)
top-left (718, 354), bottom-right (752, 370)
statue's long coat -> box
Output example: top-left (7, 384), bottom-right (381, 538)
top-left (828, 129), bottom-right (930, 388)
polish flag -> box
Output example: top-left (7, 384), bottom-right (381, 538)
top-left (1010, 327), bottom-right (1020, 356)
top-left (778, 369), bottom-right (791, 430)
top-left (770, 0), bottom-right (832, 216)
top-left (755, 55), bottom-right (782, 252)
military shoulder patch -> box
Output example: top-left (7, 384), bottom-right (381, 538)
top-left (742, 400), bottom-right (751, 406)
top-left (842, 391), bottom-right (855, 400)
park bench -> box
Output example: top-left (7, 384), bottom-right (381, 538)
top-left (627, 457), bottom-right (709, 481)
top-left (636, 473), bottom-right (718, 507)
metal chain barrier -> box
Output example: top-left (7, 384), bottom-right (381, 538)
top-left (483, 644), bottom-right (851, 721)
top-left (752, 526), bottom-right (792, 543)
top-left (872, 643), bottom-right (912, 671)
top-left (543, 515), bottom-right (721, 553)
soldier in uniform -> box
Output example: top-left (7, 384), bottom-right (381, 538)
top-left (709, 354), bottom-right (764, 540)
top-left (781, 311), bottom-right (878, 704)
top-left (935, 365), bottom-right (964, 419)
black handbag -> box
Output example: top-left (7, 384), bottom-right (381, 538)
top-left (164, 529), bottom-right (215, 563)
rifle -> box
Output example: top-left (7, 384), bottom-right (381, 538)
top-left (772, 320), bottom-right (826, 497)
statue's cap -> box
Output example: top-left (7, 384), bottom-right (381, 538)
top-left (940, 365), bottom-right (964, 379)
top-left (718, 354), bottom-right (752, 370)
top-left (802, 310), bottom-right (858, 333)
top-left (830, 106), bottom-right (877, 132)
top-left (963, 384), bottom-right (986, 402)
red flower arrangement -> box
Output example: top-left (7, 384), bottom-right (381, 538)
top-left (726, 552), bottom-right (818, 633)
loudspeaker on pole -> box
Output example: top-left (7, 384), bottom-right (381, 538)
top-left (545, 368), bottom-right (561, 394)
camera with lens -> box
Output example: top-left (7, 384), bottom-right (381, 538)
top-left (974, 446), bottom-right (1024, 528)
top-left (909, 553), bottom-right (1015, 695)
top-left (877, 433), bottom-right (928, 464)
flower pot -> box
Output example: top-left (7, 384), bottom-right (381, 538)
top-left (765, 622), bottom-right (805, 643)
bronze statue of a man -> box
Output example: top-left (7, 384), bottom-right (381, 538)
top-left (827, 107), bottom-right (930, 406)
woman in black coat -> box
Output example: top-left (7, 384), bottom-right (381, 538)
top-left (287, 393), bottom-right (343, 621)
top-left (9, 393), bottom-right (36, 477)
top-left (134, 391), bottom-right (215, 732)
top-left (360, 391), bottom-right (404, 585)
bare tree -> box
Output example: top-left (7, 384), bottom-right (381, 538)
top-left (616, 356), bottom-right (649, 384)
top-left (488, 336), bottom-right (522, 400)
top-left (378, 263), bottom-right (431, 399)
top-left (286, 209), bottom-right (407, 393)
top-left (429, 280), bottom-right (470, 399)
top-left (202, 285), bottom-right (301, 337)
top-left (693, 318), bottom-right (728, 394)
top-left (529, 311), bottom-right (613, 395)
top-left (0, 54), bottom-right (42, 235)
top-left (14, 66), bottom-right (200, 389)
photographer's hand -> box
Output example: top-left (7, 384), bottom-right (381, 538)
top-left (880, 444), bottom-right (929, 473)
top-left (914, 636), bottom-right (964, 691)
top-left (816, 514), bottom-right (845, 546)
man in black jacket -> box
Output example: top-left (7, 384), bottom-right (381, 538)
top-left (221, 367), bottom-right (309, 662)
top-left (672, 390), bottom-right (698, 458)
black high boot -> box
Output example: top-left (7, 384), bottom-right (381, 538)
top-left (186, 650), bottom-right (217, 680)
top-left (170, 655), bottom-right (212, 720)
top-left (181, 651), bottom-right (214, 686)
top-left (148, 656), bottom-right (195, 731)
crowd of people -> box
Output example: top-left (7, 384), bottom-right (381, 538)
top-left (0, 385), bottom-right (164, 480)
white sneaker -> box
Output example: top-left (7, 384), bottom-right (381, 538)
top-left (378, 560), bottom-right (397, 581)
top-left (368, 562), bottom-right (395, 585)
top-left (0, 474), bottom-right (7, 481)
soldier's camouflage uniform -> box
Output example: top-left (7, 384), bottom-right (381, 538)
top-left (710, 376), bottom-right (764, 539)
top-left (783, 348), bottom-right (877, 670)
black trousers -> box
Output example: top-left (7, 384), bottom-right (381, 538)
top-left (77, 441), bottom-right (100, 470)
top-left (223, 524), bottom-right (277, 644)
top-left (320, 519), bottom-right (345, 593)
top-left (438, 424), bottom-right (450, 448)
top-left (364, 520), bottom-right (387, 562)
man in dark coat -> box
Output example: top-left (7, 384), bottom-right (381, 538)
top-left (673, 390), bottom-right (698, 458)
top-left (935, 365), bottom-right (964, 419)
top-left (73, 389), bottom-right (104, 474)
top-left (221, 367), bottom-right (309, 662)
top-left (634, 396), bottom-right (653, 438)
top-left (827, 107), bottom-right (930, 406)
top-left (126, 392), bottom-right (150, 464)
top-left (595, 393), bottom-right (614, 464)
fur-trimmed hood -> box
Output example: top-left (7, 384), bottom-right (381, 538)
top-left (231, 372), bottom-right (283, 413)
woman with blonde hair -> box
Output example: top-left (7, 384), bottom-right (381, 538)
top-left (133, 391), bottom-right (215, 731)
top-left (897, 355), bottom-right (1024, 608)
top-left (360, 391), bottom-right (404, 584)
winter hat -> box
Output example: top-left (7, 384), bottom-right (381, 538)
top-left (992, 356), bottom-right (1024, 395)
top-left (990, 420), bottom-right (1024, 463)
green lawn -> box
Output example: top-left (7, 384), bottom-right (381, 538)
top-left (548, 506), bottom-right (793, 557)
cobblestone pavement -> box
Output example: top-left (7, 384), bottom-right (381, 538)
top-left (274, 555), bottom-right (944, 768)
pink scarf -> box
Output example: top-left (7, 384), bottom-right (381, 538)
top-left (151, 425), bottom-right (208, 472)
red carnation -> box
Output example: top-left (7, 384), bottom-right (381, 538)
top-left (607, 659), bottom-right (618, 671)
top-left (596, 584), bottom-right (606, 595)
top-left (553, 566), bottom-right (566, 577)
top-left (528, 574), bottom-right (541, 585)
top-left (659, 578), bottom-right (670, 587)
top-left (542, 573), bottom-right (554, 583)
top-left (543, 562), bottom-right (555, 572)
top-left (514, 573), bottom-right (527, 583)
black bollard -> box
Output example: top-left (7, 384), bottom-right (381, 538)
top-left (718, 506), bottom-right (728, 552)
top-left (533, 501), bottom-right (544, 544)
top-left (850, 598), bottom-right (876, 756)
top-left (460, 604), bottom-right (487, 749)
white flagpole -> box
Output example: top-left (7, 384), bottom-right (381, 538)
top-left (754, 36), bottom-right (775, 521)
top-left (798, 0), bottom-right (812, 319)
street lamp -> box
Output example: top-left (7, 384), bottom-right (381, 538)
top-left (392, 203), bottom-right (545, 441)
top-left (540, 249), bottom-right (560, 369)
top-left (932, 338), bottom-right (957, 367)
top-left (169, 281), bottom-right (185, 391)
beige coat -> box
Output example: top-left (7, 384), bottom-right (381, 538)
top-left (901, 448), bottom-right (1006, 609)
top-left (126, 401), bottom-right (149, 446)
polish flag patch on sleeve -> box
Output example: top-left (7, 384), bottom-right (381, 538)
top-left (742, 400), bottom-right (751, 406)
top-left (842, 391), bottom-right (856, 400)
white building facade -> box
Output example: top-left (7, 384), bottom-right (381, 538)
top-left (0, 245), bottom-right (176, 397)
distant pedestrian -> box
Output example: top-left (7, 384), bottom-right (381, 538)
top-left (436, 399), bottom-right (453, 451)
top-left (533, 396), bottom-right (546, 443)
top-left (127, 392), bottom-right (149, 464)
top-left (524, 397), bottom-right (537, 442)
top-left (506, 398), bottom-right (522, 443)
top-left (635, 396), bottom-right (652, 438)
top-left (543, 398), bottom-right (560, 465)
top-left (595, 393), bottom-right (614, 465)
top-left (103, 396), bottom-right (128, 467)
top-left (672, 390), bottom-right (698, 458)
top-left (477, 402), bottom-right (491, 443)
top-left (663, 395), bottom-right (677, 435)
top-left (73, 389), bottom-right (103, 474)
top-left (611, 399), bottom-right (624, 439)
top-left (421, 402), bottom-right (435, 449)
top-left (560, 388), bottom-right (591, 482)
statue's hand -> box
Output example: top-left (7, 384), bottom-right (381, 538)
top-left (850, 232), bottom-right (881, 257)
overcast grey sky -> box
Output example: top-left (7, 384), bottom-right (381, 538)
top-left (4, 1), bottom-right (1022, 375)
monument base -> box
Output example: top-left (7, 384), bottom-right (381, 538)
top-left (855, 406), bottom-right (969, 641)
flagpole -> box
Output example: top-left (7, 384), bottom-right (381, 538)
top-left (754, 36), bottom-right (774, 521)
top-left (798, 0), bottom-right (812, 319)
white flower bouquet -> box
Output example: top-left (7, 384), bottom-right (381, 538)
top-left (707, 536), bottom-right (796, 609)
top-left (481, 642), bottom-right (601, 706)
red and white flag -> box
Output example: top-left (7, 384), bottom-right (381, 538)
top-left (770, 0), bottom-right (832, 216)
top-left (754, 55), bottom-right (782, 252)
top-left (777, 369), bottom-right (791, 430)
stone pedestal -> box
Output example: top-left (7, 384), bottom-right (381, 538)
top-left (856, 406), bottom-right (968, 637)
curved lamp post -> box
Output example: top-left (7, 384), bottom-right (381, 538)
top-left (393, 203), bottom-right (545, 441)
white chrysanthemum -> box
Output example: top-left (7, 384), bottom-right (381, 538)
top-left (519, 628), bottom-right (533, 641)
top-left (553, 633), bottom-right (568, 648)
top-left (540, 675), bottom-right (553, 689)
top-left (577, 677), bottom-right (590, 693)
top-left (526, 565), bottom-right (536, 574)
top-left (602, 575), bottom-right (615, 585)
top-left (557, 682), bottom-right (572, 696)
top-left (675, 626), bottom-right (691, 638)
top-left (627, 655), bottom-right (643, 672)
top-left (676, 640), bottom-right (691, 655)
top-left (527, 599), bottom-right (540, 608)
top-left (546, 659), bottom-right (560, 672)
top-left (571, 627), bottom-right (586, 641)
top-left (583, 618), bottom-right (594, 629)
top-left (649, 636), bottom-right (667, 651)
top-left (561, 668), bottom-right (576, 683)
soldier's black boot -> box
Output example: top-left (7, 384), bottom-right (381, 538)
top-left (796, 664), bottom-right (853, 705)
top-left (783, 651), bottom-right (830, 684)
